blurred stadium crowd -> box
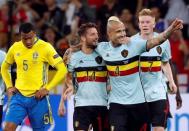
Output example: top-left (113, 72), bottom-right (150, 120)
top-left (0, 0), bottom-right (189, 92)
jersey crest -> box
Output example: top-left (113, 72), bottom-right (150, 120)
top-left (121, 49), bottom-right (128, 58)
top-left (33, 52), bottom-right (39, 60)
top-left (156, 46), bottom-right (162, 54)
top-left (95, 56), bottom-right (103, 64)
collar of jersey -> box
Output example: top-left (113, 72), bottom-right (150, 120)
top-left (34, 37), bottom-right (39, 44)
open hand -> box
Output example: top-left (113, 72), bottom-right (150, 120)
top-left (7, 87), bottom-right (17, 98)
top-left (168, 82), bottom-right (177, 94)
top-left (176, 94), bottom-right (182, 109)
top-left (58, 102), bottom-right (66, 117)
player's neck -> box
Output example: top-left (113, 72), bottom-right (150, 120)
top-left (111, 42), bottom-right (121, 47)
top-left (81, 44), bottom-right (93, 54)
top-left (140, 32), bottom-right (153, 40)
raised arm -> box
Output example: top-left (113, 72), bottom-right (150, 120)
top-left (147, 19), bottom-right (183, 50)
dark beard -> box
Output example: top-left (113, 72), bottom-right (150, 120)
top-left (112, 43), bottom-right (121, 47)
top-left (87, 44), bottom-right (97, 49)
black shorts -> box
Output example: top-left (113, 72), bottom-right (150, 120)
top-left (73, 106), bottom-right (109, 131)
top-left (166, 94), bottom-right (173, 118)
top-left (148, 99), bottom-right (169, 128)
top-left (109, 102), bottom-right (150, 131)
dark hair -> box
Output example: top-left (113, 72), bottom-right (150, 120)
top-left (19, 22), bottom-right (35, 33)
top-left (78, 23), bottom-right (97, 36)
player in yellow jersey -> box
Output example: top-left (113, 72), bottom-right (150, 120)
top-left (1, 23), bottom-right (67, 131)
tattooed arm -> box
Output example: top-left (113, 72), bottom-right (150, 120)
top-left (147, 19), bottom-right (183, 50)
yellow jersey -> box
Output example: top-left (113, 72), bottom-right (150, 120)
top-left (5, 38), bottom-right (63, 96)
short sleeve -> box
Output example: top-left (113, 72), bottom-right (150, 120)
top-left (67, 63), bottom-right (74, 73)
top-left (131, 38), bottom-right (148, 54)
top-left (67, 54), bottom-right (77, 73)
top-left (95, 42), bottom-right (107, 56)
top-left (162, 40), bottom-right (171, 62)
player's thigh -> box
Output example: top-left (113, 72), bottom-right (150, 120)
top-left (128, 103), bottom-right (150, 131)
top-left (73, 107), bottom-right (92, 131)
top-left (28, 96), bottom-right (50, 130)
top-left (5, 93), bottom-right (27, 126)
top-left (109, 103), bottom-right (128, 131)
top-left (149, 100), bottom-right (169, 128)
top-left (92, 106), bottom-right (109, 131)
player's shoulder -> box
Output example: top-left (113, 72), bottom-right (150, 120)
top-left (131, 33), bottom-right (141, 39)
top-left (130, 33), bottom-right (145, 44)
top-left (97, 41), bottom-right (110, 49)
top-left (70, 50), bottom-right (83, 60)
top-left (37, 38), bottom-right (52, 47)
top-left (0, 49), bottom-right (6, 55)
top-left (36, 38), bottom-right (57, 52)
top-left (67, 51), bottom-right (83, 65)
top-left (129, 34), bottom-right (146, 46)
top-left (162, 39), bottom-right (170, 46)
top-left (9, 41), bottom-right (23, 50)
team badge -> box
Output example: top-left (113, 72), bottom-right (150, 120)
top-left (33, 52), bottom-right (39, 59)
top-left (75, 121), bottom-right (79, 128)
top-left (156, 46), bottom-right (162, 54)
top-left (121, 49), bottom-right (128, 58)
top-left (95, 56), bottom-right (103, 64)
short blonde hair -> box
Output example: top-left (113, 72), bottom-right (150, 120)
top-left (139, 8), bottom-right (155, 17)
top-left (107, 16), bottom-right (123, 32)
top-left (108, 16), bottom-right (121, 22)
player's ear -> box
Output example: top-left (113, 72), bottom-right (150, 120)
top-left (80, 36), bottom-right (86, 42)
top-left (107, 29), bottom-right (111, 38)
top-left (32, 31), bottom-right (37, 37)
top-left (153, 17), bottom-right (156, 28)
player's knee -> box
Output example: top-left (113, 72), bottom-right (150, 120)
top-left (3, 122), bottom-right (17, 131)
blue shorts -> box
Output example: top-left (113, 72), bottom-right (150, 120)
top-left (5, 92), bottom-right (53, 130)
